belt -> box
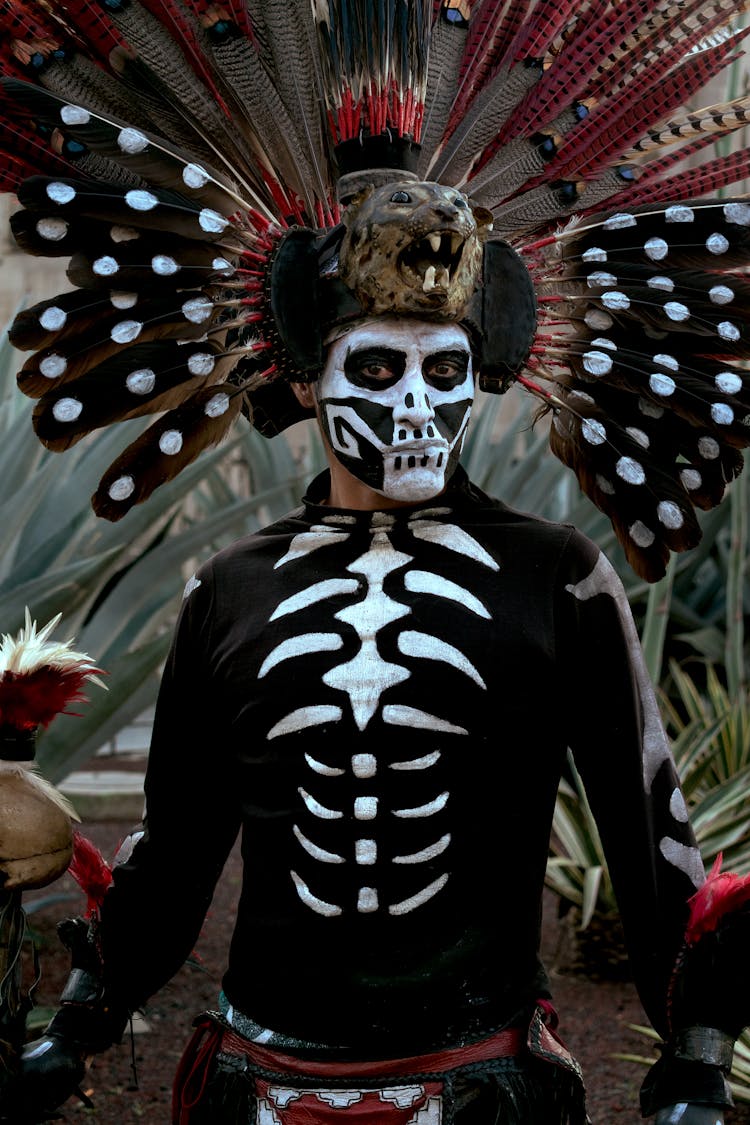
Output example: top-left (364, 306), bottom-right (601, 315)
top-left (219, 1023), bottom-right (526, 1078)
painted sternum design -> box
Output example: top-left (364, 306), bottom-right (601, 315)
top-left (262, 508), bottom-right (500, 919)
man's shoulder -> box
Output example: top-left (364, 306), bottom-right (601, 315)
top-left (197, 503), bottom-right (310, 578)
top-left (465, 478), bottom-right (578, 544)
top-left (461, 479), bottom-right (604, 581)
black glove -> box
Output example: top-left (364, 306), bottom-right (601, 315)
top-left (7, 997), bottom-right (127, 1122)
top-left (640, 1033), bottom-right (734, 1119)
top-left (49, 916), bottom-right (129, 1051)
top-left (655, 1106), bottom-right (725, 1124)
top-left (671, 903), bottom-right (750, 1040)
top-left (9, 1030), bottom-right (89, 1122)
top-left (3, 917), bottom-right (128, 1123)
top-left (642, 882), bottom-right (750, 1121)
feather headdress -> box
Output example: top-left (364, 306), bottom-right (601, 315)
top-left (1, 0), bottom-right (750, 579)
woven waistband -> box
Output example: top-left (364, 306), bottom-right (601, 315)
top-left (219, 1023), bottom-right (526, 1078)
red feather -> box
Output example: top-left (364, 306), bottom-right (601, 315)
top-left (604, 148), bottom-right (750, 212)
top-left (685, 855), bottom-right (750, 946)
top-left (605, 129), bottom-right (733, 205)
top-left (68, 830), bottom-right (114, 916)
top-left (506, 0), bottom-right (579, 64)
top-left (0, 149), bottom-right (37, 190)
top-left (0, 665), bottom-right (103, 730)
top-left (451, 0), bottom-right (526, 124)
top-left (42, 0), bottom-right (124, 60)
top-left (550, 30), bottom-right (745, 181)
top-left (0, 0), bottom-right (53, 40)
top-left (497, 0), bottom-right (684, 144)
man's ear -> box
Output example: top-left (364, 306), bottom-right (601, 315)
top-left (290, 381), bottom-right (317, 410)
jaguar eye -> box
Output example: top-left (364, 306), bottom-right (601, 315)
top-left (390, 191), bottom-right (411, 203)
top-left (453, 195), bottom-right (468, 208)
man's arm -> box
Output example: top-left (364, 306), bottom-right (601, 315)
top-left (555, 533), bottom-right (732, 1119)
top-left (19, 565), bottom-right (242, 1117)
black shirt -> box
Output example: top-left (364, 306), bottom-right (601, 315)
top-left (98, 469), bottom-right (702, 1055)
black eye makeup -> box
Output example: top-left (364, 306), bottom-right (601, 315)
top-left (423, 350), bottom-right (470, 388)
top-left (344, 347), bottom-right (407, 389)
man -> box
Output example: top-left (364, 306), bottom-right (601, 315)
top-left (17, 314), bottom-right (737, 1125)
top-left (2, 0), bottom-right (750, 1116)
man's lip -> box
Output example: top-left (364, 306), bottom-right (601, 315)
top-left (386, 439), bottom-right (448, 455)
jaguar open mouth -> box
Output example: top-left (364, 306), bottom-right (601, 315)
top-left (399, 230), bottom-right (467, 297)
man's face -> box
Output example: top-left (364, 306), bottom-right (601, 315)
top-left (315, 318), bottom-right (475, 503)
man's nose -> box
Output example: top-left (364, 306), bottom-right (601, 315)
top-left (393, 370), bottom-right (436, 435)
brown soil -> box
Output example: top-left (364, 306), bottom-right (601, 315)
top-left (23, 819), bottom-right (750, 1125)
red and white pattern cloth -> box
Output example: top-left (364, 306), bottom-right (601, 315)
top-left (172, 1005), bottom-right (586, 1124)
top-left (255, 1078), bottom-right (443, 1124)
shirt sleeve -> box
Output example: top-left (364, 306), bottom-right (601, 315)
top-left (97, 563), bottom-right (242, 1015)
top-left (554, 530), bottom-right (704, 1039)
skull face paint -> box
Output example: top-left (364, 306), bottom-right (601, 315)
top-left (316, 318), bottom-right (475, 502)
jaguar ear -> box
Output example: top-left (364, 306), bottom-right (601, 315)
top-left (471, 204), bottom-right (494, 231)
top-left (475, 239), bottom-right (538, 392)
top-left (342, 185), bottom-right (374, 223)
top-left (269, 229), bottom-right (325, 373)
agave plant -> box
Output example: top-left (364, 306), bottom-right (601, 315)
top-left (730, 1032), bottom-right (750, 1104)
top-left (0, 322), bottom-right (322, 784)
top-left (546, 756), bottom-right (618, 929)
top-left (662, 662), bottom-right (750, 873)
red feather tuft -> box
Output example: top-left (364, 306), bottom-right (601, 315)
top-left (68, 830), bottom-right (114, 916)
top-left (0, 665), bottom-right (104, 730)
top-left (685, 854), bottom-right (750, 946)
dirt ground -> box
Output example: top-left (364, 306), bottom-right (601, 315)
top-left (22, 818), bottom-right (750, 1125)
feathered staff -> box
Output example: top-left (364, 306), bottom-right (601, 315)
top-left (0, 610), bottom-right (103, 1109)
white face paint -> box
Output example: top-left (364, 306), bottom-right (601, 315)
top-left (316, 318), bottom-right (475, 503)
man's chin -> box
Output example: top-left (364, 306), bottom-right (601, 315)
top-left (378, 465), bottom-right (450, 503)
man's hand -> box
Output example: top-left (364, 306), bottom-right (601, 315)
top-left (655, 1105), bottom-right (725, 1125)
top-left (12, 1033), bottom-right (88, 1120)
